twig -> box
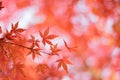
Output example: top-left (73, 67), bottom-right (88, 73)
top-left (2, 41), bottom-right (31, 50)
top-left (1, 41), bottom-right (50, 55)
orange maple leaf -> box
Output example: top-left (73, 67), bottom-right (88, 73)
top-left (27, 35), bottom-right (41, 60)
top-left (5, 22), bottom-right (26, 40)
top-left (11, 63), bottom-right (25, 77)
top-left (0, 2), bottom-right (4, 10)
top-left (28, 35), bottom-right (40, 48)
top-left (63, 40), bottom-right (77, 52)
top-left (39, 27), bottom-right (58, 46)
top-left (50, 44), bottom-right (61, 55)
top-left (27, 48), bottom-right (41, 60)
top-left (5, 29), bottom-right (15, 40)
top-left (36, 64), bottom-right (49, 73)
top-left (56, 57), bottom-right (72, 72)
top-left (11, 22), bottom-right (26, 35)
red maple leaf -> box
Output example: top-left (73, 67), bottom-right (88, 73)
top-left (11, 22), bottom-right (26, 35)
top-left (39, 27), bottom-right (58, 46)
top-left (28, 35), bottom-right (40, 48)
top-left (36, 64), bottom-right (49, 73)
top-left (63, 40), bottom-right (77, 52)
top-left (11, 63), bottom-right (25, 77)
top-left (56, 56), bottom-right (72, 72)
top-left (27, 48), bottom-right (41, 60)
top-left (27, 35), bottom-right (41, 60)
top-left (50, 44), bottom-right (61, 55)
top-left (5, 22), bottom-right (26, 40)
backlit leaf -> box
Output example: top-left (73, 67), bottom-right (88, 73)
top-left (50, 44), bottom-right (61, 55)
top-left (39, 28), bottom-right (58, 46)
top-left (36, 64), bottom-right (49, 73)
top-left (11, 63), bottom-right (25, 77)
top-left (44, 27), bottom-right (49, 37)
top-left (47, 35), bottom-right (59, 39)
top-left (11, 22), bottom-right (19, 30)
top-left (27, 48), bottom-right (41, 60)
top-left (63, 40), bottom-right (77, 52)
top-left (56, 57), bottom-right (72, 72)
top-left (16, 28), bottom-right (25, 33)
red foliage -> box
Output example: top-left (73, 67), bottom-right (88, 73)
top-left (39, 27), bottom-right (58, 46)
top-left (0, 0), bottom-right (120, 80)
top-left (56, 57), bottom-right (72, 72)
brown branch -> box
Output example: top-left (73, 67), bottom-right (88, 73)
top-left (1, 41), bottom-right (50, 55)
top-left (2, 41), bottom-right (31, 50)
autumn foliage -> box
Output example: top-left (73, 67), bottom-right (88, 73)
top-left (0, 0), bottom-right (120, 80)
top-left (0, 21), bottom-right (73, 79)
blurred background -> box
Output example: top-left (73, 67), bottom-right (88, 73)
top-left (0, 0), bottom-right (120, 80)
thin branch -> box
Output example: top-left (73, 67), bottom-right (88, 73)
top-left (2, 41), bottom-right (31, 50)
top-left (1, 41), bottom-right (50, 55)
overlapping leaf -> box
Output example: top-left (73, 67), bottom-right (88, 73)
top-left (39, 28), bottom-right (58, 46)
top-left (27, 48), bottom-right (41, 60)
top-left (5, 22), bottom-right (26, 40)
top-left (27, 35), bottom-right (41, 60)
top-left (56, 57), bottom-right (72, 72)
top-left (28, 35), bottom-right (40, 48)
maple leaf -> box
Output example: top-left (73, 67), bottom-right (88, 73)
top-left (27, 35), bottom-right (41, 59)
top-left (36, 64), bottom-right (49, 73)
top-left (56, 57), bottom-right (72, 72)
top-left (39, 27), bottom-right (58, 46)
top-left (63, 40), bottom-right (77, 52)
top-left (28, 35), bottom-right (40, 48)
top-left (0, 2), bottom-right (4, 10)
top-left (11, 22), bottom-right (26, 35)
top-left (5, 22), bottom-right (26, 40)
top-left (27, 48), bottom-right (41, 60)
top-left (50, 44), bottom-right (61, 55)
top-left (5, 29), bottom-right (15, 40)
top-left (11, 63), bottom-right (25, 77)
